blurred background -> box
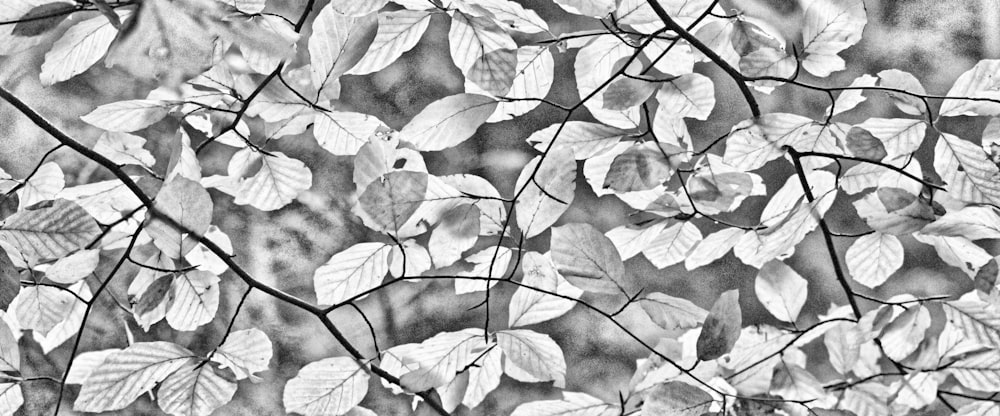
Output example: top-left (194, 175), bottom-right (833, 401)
top-left (1, 0), bottom-right (998, 414)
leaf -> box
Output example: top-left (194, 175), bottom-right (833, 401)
top-left (574, 35), bottom-right (638, 129)
top-left (81, 100), bottom-right (175, 132)
top-left (93, 132), bottom-right (156, 169)
top-left (428, 204), bottom-right (480, 268)
top-left (879, 305), bottom-right (931, 361)
top-left (40, 10), bottom-right (128, 85)
top-left (283, 357), bottom-right (370, 416)
top-left (30, 282), bottom-right (90, 353)
top-left (497, 329), bottom-right (566, 388)
top-left (685, 227), bottom-right (745, 270)
top-left (830, 74), bottom-right (876, 115)
top-left (210, 328), bottom-right (273, 380)
top-left (656, 73), bottom-right (715, 120)
top-left (940, 60), bottom-right (1000, 117)
top-left (921, 206), bottom-right (1000, 240)
top-left (0, 383), bottom-right (22, 416)
top-left (845, 127), bottom-right (887, 161)
top-left (551, 223), bottom-right (630, 294)
top-left (310, 6), bottom-right (376, 95)
top-left (553, 0), bottom-right (615, 17)
top-left (0, 319), bottom-right (18, 372)
top-left (642, 381), bottom-right (713, 416)
top-left (456, 246), bottom-right (511, 293)
top-left (65, 349), bottom-right (119, 385)
top-left (463, 0), bottom-right (549, 34)
top-left (347, 10), bottom-right (433, 75)
top-left (755, 260), bottom-right (809, 322)
top-left (233, 152), bottom-right (312, 211)
top-left (942, 298), bottom-right (1000, 359)
top-left (508, 251), bottom-right (582, 327)
top-left (45, 249), bottom-right (100, 284)
top-left (878, 69), bottom-right (927, 115)
top-left (157, 361), bottom-right (236, 416)
top-left (641, 221), bottom-right (702, 269)
top-left (313, 111), bottom-right (386, 156)
top-left (913, 233), bottom-right (992, 278)
top-left (16, 162), bottom-right (65, 210)
top-left (601, 77), bottom-right (656, 111)
top-left (0, 199), bottom-right (100, 261)
top-left (146, 177), bottom-right (213, 258)
top-left (525, 121), bottom-right (626, 160)
top-left (166, 270), bottom-right (220, 331)
top-left (399, 328), bottom-right (487, 391)
top-left (639, 293), bottom-right (708, 331)
top-left (399, 93), bottom-right (497, 151)
top-left (449, 11), bottom-right (516, 71)
top-left (327, 0), bottom-right (389, 16)
top-left (845, 232), bottom-right (904, 288)
top-left (388, 239), bottom-right (433, 278)
top-left (11, 2), bottom-right (75, 37)
top-left (854, 118), bottom-right (925, 160)
top-left (357, 171), bottom-right (428, 236)
top-left (461, 345), bottom-right (502, 408)
top-left (948, 350), bottom-right (1000, 392)
top-left (515, 148), bottom-right (576, 239)
top-left (509, 391), bottom-right (613, 416)
top-left (73, 342), bottom-right (195, 412)
top-left (696, 289), bottom-right (741, 361)
top-left (314, 242), bottom-right (391, 305)
top-left (602, 146), bottom-right (673, 192)
top-left (481, 45), bottom-right (554, 121)
top-left (800, 0), bottom-right (866, 77)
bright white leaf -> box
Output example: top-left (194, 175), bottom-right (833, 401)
top-left (509, 391), bottom-right (613, 416)
top-left (210, 328), bottom-right (273, 380)
top-left (482, 45), bottom-right (554, 121)
top-left (942, 297), bottom-right (1000, 350)
top-left (40, 11), bottom-right (128, 85)
top-left (314, 242), bottom-right (391, 305)
top-left (310, 6), bottom-right (376, 94)
top-left (949, 350), bottom-right (1000, 392)
top-left (508, 251), bottom-right (582, 327)
top-left (0, 320), bottom-right (18, 372)
top-left (497, 329), bottom-right (566, 388)
top-left (65, 349), bottom-right (117, 384)
top-left (449, 11), bottom-right (516, 72)
top-left (879, 305), bottom-right (931, 361)
top-left (464, 0), bottom-right (549, 34)
top-left (313, 111), bottom-right (385, 156)
top-left (73, 342), bottom-right (195, 412)
top-left (428, 204), bottom-right (480, 268)
top-left (641, 221), bottom-right (702, 269)
top-left (17, 162), bottom-right (65, 209)
top-left (165, 271), bottom-right (220, 331)
top-left (515, 148), bottom-right (576, 239)
top-left (921, 206), bottom-right (1000, 240)
top-left (913, 233), bottom-right (991, 278)
top-left (13, 285), bottom-right (77, 336)
top-left (399, 93), bottom-right (497, 151)
top-left (399, 328), bottom-right (487, 391)
top-left (800, 0), bottom-right (865, 77)
top-left (456, 246), bottom-right (511, 294)
top-left (234, 152), bottom-right (312, 211)
top-left (525, 121), bottom-right (626, 160)
top-left (93, 132), bottom-right (156, 169)
top-left (80, 99), bottom-right (175, 132)
top-left (44, 249), bottom-right (100, 284)
top-left (0, 383), bottom-right (22, 416)
top-left (639, 293), bottom-right (708, 331)
top-left (878, 69), bottom-right (927, 116)
top-left (940, 60), bottom-right (1000, 117)
top-left (755, 260), bottom-right (808, 322)
top-left (854, 118), bottom-right (925, 159)
top-left (347, 10), bottom-right (433, 75)
top-left (553, 0), bottom-right (615, 17)
top-left (605, 220), bottom-right (667, 260)
top-left (685, 227), bottom-right (745, 270)
top-left (328, 0), bottom-right (389, 16)
top-left (830, 74), bottom-right (876, 115)
top-left (283, 357), bottom-right (370, 416)
top-left (551, 223), bottom-right (630, 294)
top-left (846, 232), bottom-right (904, 288)
top-left (462, 345), bottom-right (502, 408)
top-left (656, 73), bottom-right (715, 120)
top-left (157, 361), bottom-right (236, 416)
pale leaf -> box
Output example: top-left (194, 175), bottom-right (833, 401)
top-left (515, 148), bottom-right (576, 239)
top-left (845, 232), bottom-right (904, 288)
top-left (165, 270), bottom-right (220, 331)
top-left (314, 242), bottom-right (391, 305)
top-left (641, 221), bottom-right (702, 269)
top-left (234, 152), bottom-right (312, 211)
top-left (509, 391), bottom-right (613, 416)
top-left (399, 93), bottom-right (497, 151)
top-left (80, 99), bottom-right (175, 132)
top-left (210, 328), bottom-right (273, 380)
top-left (551, 223), bottom-right (630, 294)
top-left (73, 342), bottom-right (195, 412)
top-left (40, 11), bottom-right (128, 85)
top-left (157, 361), bottom-right (236, 416)
top-left (283, 357), bottom-right (370, 416)
top-left (347, 10), bottom-right (433, 75)
top-left (508, 251), bottom-right (582, 327)
top-left (639, 293), bottom-right (708, 331)
top-left (497, 329), bottom-right (566, 388)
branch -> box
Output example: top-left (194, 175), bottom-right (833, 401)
top-left (0, 86), bottom-right (452, 416)
top-left (644, 0), bottom-right (760, 117)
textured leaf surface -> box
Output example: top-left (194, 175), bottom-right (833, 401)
top-left (283, 357), bottom-right (370, 416)
top-left (40, 11), bottom-right (127, 85)
top-left (74, 342), bottom-right (195, 412)
top-left (497, 329), bottom-right (566, 388)
top-left (347, 10), bottom-right (432, 75)
top-left (639, 293), bottom-right (708, 331)
top-left (314, 242), bottom-right (391, 305)
top-left (210, 328), bottom-right (273, 380)
top-left (696, 289), bottom-right (741, 361)
top-left (846, 232), bottom-right (904, 288)
top-left (515, 148), bottom-right (576, 239)
top-left (80, 100), bottom-right (174, 132)
top-left (0, 199), bottom-right (100, 260)
top-left (400, 94), bottom-right (497, 151)
top-left (642, 381), bottom-right (713, 416)
top-left (165, 270), bottom-right (220, 331)
top-left (551, 223), bottom-right (629, 294)
top-left (157, 361), bottom-right (236, 416)
top-left (234, 152), bottom-right (312, 211)
top-left (509, 252), bottom-right (582, 327)
top-left (399, 328), bottom-right (486, 391)
top-left (755, 260), bottom-right (808, 322)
